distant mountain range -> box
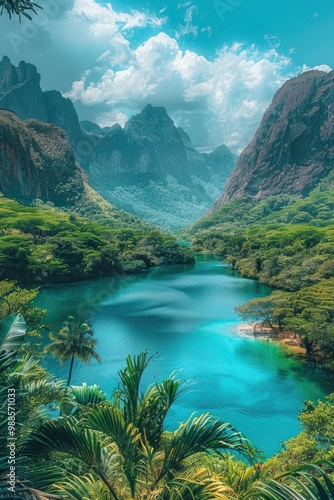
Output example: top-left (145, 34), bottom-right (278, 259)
top-left (0, 56), bottom-right (236, 229)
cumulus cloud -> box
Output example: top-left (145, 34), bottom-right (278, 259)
top-left (302, 64), bottom-right (332, 73)
top-left (66, 34), bottom-right (292, 152)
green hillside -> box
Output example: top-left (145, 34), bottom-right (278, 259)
top-left (0, 195), bottom-right (194, 284)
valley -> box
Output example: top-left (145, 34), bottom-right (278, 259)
top-left (0, 22), bottom-right (334, 498)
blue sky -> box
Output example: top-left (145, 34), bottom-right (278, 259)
top-left (111, 0), bottom-right (334, 68)
top-left (1, 0), bottom-right (332, 151)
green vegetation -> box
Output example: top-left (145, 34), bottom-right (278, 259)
top-left (0, 195), bottom-right (194, 284)
top-left (45, 316), bottom-right (101, 386)
top-left (235, 280), bottom-right (334, 368)
top-left (1, 313), bottom-right (334, 499)
top-left (187, 187), bottom-right (334, 368)
top-left (0, 0), bottom-right (40, 19)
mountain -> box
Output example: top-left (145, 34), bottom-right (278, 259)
top-left (83, 105), bottom-right (236, 228)
top-left (0, 56), bottom-right (85, 153)
top-left (0, 56), bottom-right (236, 229)
top-left (0, 109), bottom-right (194, 283)
top-left (0, 109), bottom-right (84, 207)
top-left (125, 105), bottom-right (190, 184)
top-left (212, 69), bottom-right (334, 210)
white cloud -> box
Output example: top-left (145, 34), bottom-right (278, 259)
top-left (302, 64), bottom-right (332, 73)
top-left (97, 111), bottom-right (128, 128)
top-left (71, 0), bottom-right (165, 37)
top-left (66, 35), bottom-right (292, 152)
top-left (176, 5), bottom-right (199, 39)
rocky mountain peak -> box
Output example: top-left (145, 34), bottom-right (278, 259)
top-left (212, 69), bottom-right (334, 210)
top-left (0, 57), bottom-right (84, 152)
top-left (125, 104), bottom-right (190, 183)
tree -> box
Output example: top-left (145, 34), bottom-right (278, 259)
top-left (24, 352), bottom-right (258, 499)
top-left (0, 0), bottom-right (40, 19)
top-left (44, 316), bottom-right (101, 386)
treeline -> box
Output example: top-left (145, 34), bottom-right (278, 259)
top-left (187, 187), bottom-right (334, 367)
top-left (0, 196), bottom-right (194, 284)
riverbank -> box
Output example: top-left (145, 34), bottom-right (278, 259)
top-left (237, 322), bottom-right (306, 356)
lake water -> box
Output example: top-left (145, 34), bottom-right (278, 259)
top-left (35, 255), bottom-right (334, 457)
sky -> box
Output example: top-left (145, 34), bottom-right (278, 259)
top-left (1, 0), bottom-right (333, 152)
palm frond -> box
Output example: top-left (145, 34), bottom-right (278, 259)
top-left (158, 466), bottom-right (233, 500)
top-left (52, 474), bottom-right (112, 500)
top-left (244, 461), bottom-right (334, 499)
top-left (0, 313), bottom-right (26, 352)
top-left (165, 413), bottom-right (256, 467)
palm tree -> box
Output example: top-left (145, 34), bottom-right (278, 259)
top-left (24, 352), bottom-right (259, 499)
top-left (44, 316), bottom-right (101, 386)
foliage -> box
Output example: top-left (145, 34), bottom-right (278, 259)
top-left (24, 351), bottom-right (257, 499)
top-left (234, 279), bottom-right (334, 367)
top-left (244, 461), bottom-right (334, 499)
top-left (0, 195), bottom-right (194, 284)
top-left (187, 189), bottom-right (334, 292)
top-left (44, 316), bottom-right (101, 386)
top-left (0, 0), bottom-right (40, 19)
top-left (0, 314), bottom-right (68, 498)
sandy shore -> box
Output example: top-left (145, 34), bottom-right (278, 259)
top-left (236, 322), bottom-right (306, 355)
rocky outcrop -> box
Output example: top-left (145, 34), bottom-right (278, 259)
top-left (214, 70), bottom-right (334, 209)
top-left (177, 127), bottom-right (209, 180)
top-left (0, 110), bottom-right (84, 206)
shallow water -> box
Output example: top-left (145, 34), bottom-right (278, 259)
top-left (35, 256), bottom-right (334, 456)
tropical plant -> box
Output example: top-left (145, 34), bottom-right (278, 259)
top-left (0, 0), bottom-right (40, 19)
top-left (244, 461), bottom-right (334, 499)
top-left (0, 313), bottom-right (68, 499)
top-left (44, 315), bottom-right (101, 386)
top-left (24, 351), bottom-right (258, 499)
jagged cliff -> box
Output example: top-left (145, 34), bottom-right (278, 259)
top-left (213, 70), bottom-right (334, 210)
top-left (0, 110), bottom-right (84, 206)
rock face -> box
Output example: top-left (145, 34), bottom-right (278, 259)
top-left (83, 123), bottom-right (164, 186)
top-left (0, 110), bottom-right (84, 206)
top-left (125, 105), bottom-right (190, 184)
top-left (214, 70), bottom-right (334, 209)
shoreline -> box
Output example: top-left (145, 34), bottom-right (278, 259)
top-left (236, 322), bottom-right (306, 356)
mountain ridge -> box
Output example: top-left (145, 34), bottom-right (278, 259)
top-left (0, 56), bottom-right (236, 229)
top-left (211, 69), bottom-right (334, 212)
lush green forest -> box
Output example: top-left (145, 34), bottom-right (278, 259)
top-left (0, 195), bottom-right (194, 284)
top-left (0, 310), bottom-right (333, 499)
top-left (185, 187), bottom-right (334, 369)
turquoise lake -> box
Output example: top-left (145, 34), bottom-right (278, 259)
top-left (35, 255), bottom-right (334, 457)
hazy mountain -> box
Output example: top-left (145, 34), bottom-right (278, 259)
top-left (0, 56), bottom-right (236, 229)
